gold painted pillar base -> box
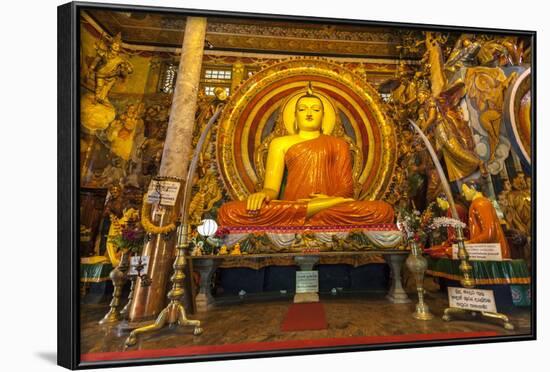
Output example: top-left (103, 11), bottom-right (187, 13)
top-left (125, 300), bottom-right (203, 347)
top-left (442, 307), bottom-right (514, 330)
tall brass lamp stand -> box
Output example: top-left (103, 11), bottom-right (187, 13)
top-left (125, 105), bottom-right (224, 346)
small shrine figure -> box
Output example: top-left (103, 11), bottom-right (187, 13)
top-left (97, 183), bottom-right (124, 256)
top-left (462, 181), bottom-right (511, 258)
top-left (218, 244), bottom-right (229, 255)
top-left (230, 243), bottom-right (242, 255)
top-left (191, 241), bottom-right (204, 257)
top-left (424, 181), bottom-right (510, 259)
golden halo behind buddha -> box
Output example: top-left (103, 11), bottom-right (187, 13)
top-left (281, 85), bottom-right (337, 135)
top-left (216, 58), bottom-right (399, 202)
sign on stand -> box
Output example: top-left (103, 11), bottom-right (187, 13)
top-left (296, 271), bottom-right (319, 293)
top-left (448, 287), bottom-right (497, 313)
top-left (146, 180), bottom-right (181, 206)
top-left (451, 243), bottom-right (503, 261)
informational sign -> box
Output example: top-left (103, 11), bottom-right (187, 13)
top-left (448, 287), bottom-right (497, 313)
top-left (451, 243), bottom-right (503, 261)
top-left (146, 180), bottom-right (181, 206)
top-left (295, 270), bottom-right (319, 293)
top-left (129, 256), bottom-right (150, 276)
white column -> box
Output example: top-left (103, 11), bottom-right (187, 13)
top-left (160, 17), bottom-right (207, 178)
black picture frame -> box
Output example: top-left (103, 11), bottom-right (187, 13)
top-left (58, 1), bottom-right (536, 369)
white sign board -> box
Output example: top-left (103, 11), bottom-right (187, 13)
top-left (448, 287), bottom-right (497, 313)
top-left (146, 180), bottom-right (181, 206)
top-left (129, 256), bottom-right (150, 276)
top-left (296, 271), bottom-right (319, 293)
top-left (451, 243), bottom-right (502, 261)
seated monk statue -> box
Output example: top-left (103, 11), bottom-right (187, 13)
top-left (425, 181), bottom-right (510, 259)
top-left (217, 83), bottom-right (395, 227)
top-left (462, 181), bottom-right (510, 258)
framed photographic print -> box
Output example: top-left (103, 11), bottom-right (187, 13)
top-left (58, 1), bottom-right (536, 369)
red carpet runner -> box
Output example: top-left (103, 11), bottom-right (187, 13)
top-left (81, 331), bottom-right (499, 363)
top-left (281, 302), bottom-right (328, 332)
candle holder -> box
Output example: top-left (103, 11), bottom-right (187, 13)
top-left (99, 250), bottom-right (130, 325)
top-left (454, 227), bottom-right (475, 288)
top-left (405, 240), bottom-right (433, 320)
top-left (125, 224), bottom-right (202, 346)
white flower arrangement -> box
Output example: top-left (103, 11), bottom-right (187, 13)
top-left (429, 216), bottom-right (466, 230)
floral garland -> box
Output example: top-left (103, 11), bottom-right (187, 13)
top-left (140, 195), bottom-right (176, 235)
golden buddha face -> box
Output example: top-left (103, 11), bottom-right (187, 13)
top-left (295, 96), bottom-right (324, 132)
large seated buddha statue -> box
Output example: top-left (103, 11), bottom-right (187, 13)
top-left (217, 83), bottom-right (395, 227)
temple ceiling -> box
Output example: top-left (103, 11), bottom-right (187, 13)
top-left (85, 9), bottom-right (422, 58)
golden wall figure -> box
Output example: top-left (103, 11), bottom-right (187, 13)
top-left (502, 174), bottom-right (531, 236)
top-left (81, 33), bottom-right (134, 133)
top-left (444, 36), bottom-right (481, 73)
top-left (88, 33), bottom-right (134, 105)
top-left (419, 33), bottom-right (482, 182)
top-left (218, 83), bottom-right (395, 227)
top-left (465, 67), bottom-right (517, 161)
top-left (189, 172), bottom-right (223, 225)
top-left (416, 82), bottom-right (480, 182)
top-left (106, 103), bottom-right (145, 161)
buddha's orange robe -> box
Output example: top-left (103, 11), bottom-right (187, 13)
top-left (217, 135), bottom-right (394, 226)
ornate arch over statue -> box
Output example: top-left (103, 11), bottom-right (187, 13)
top-left (216, 58), bottom-right (398, 202)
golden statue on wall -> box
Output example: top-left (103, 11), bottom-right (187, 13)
top-left (416, 80), bottom-right (481, 182)
top-left (465, 67), bottom-right (517, 161)
top-left (218, 82), bottom-right (395, 227)
top-left (106, 102), bottom-right (145, 161)
top-left (81, 33), bottom-right (134, 133)
top-left (419, 32), bottom-right (482, 182)
top-left (87, 33), bottom-right (134, 105)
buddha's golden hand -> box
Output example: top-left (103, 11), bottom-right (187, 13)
top-left (246, 191), bottom-right (271, 211)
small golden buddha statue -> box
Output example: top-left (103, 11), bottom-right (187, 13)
top-left (230, 242), bottom-right (242, 255)
top-left (218, 83), bottom-right (394, 227)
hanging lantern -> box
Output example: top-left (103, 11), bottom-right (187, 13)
top-left (197, 219), bottom-right (218, 237)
